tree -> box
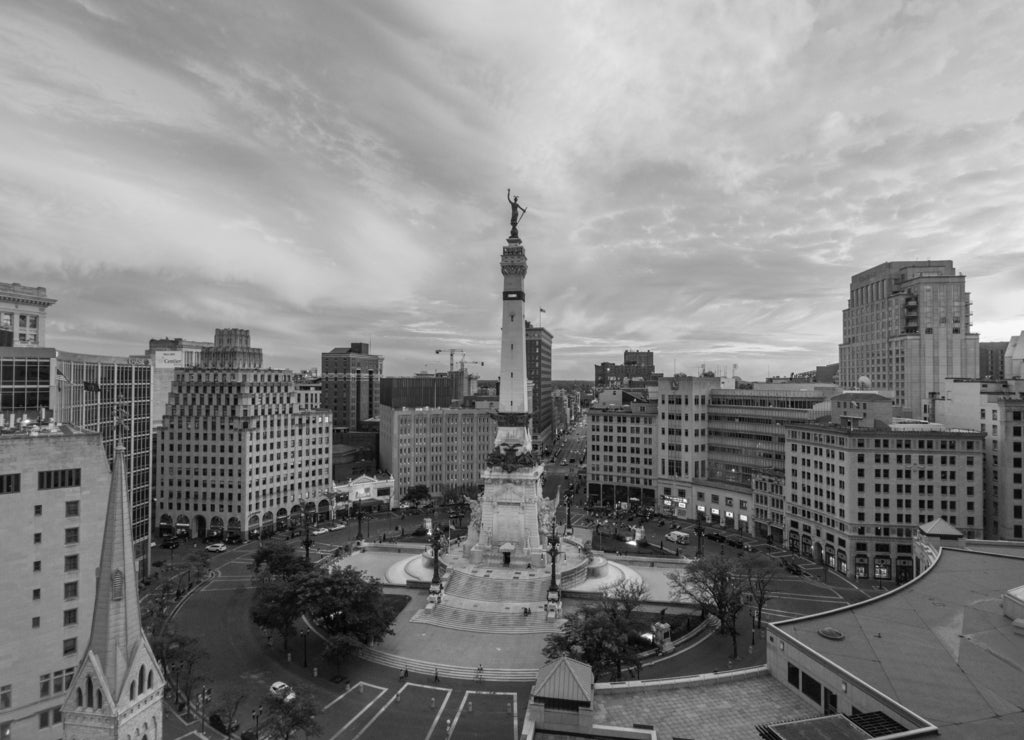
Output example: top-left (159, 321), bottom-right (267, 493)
top-left (250, 578), bottom-right (305, 651)
top-left (164, 633), bottom-right (208, 713)
top-left (210, 686), bottom-right (247, 738)
top-left (744, 556), bottom-right (776, 628)
top-left (543, 604), bottom-right (640, 680)
top-left (667, 555), bottom-right (747, 659)
top-left (322, 633), bottom-right (363, 678)
top-left (263, 693), bottom-right (321, 740)
top-left (602, 577), bottom-right (650, 622)
top-left (184, 548), bottom-right (211, 583)
top-left (252, 540), bottom-right (312, 579)
top-left (301, 566), bottom-right (399, 645)
top-left (402, 484), bottom-right (431, 508)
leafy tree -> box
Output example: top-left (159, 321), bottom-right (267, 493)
top-left (252, 540), bottom-right (312, 579)
top-left (263, 693), bottom-right (321, 740)
top-left (163, 633), bottom-right (208, 713)
top-left (302, 566), bottom-right (399, 644)
top-left (744, 556), bottom-right (776, 628)
top-left (322, 633), bottom-right (363, 678)
top-left (185, 548), bottom-right (211, 582)
top-left (402, 484), bottom-right (431, 508)
top-left (543, 603), bottom-right (641, 680)
top-left (667, 555), bottom-right (747, 659)
top-left (250, 578), bottom-right (305, 651)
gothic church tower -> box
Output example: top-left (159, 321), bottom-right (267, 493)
top-left (62, 445), bottom-right (165, 740)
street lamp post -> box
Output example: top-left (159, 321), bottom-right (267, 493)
top-left (198, 685), bottom-right (211, 734)
top-left (750, 607), bottom-right (756, 647)
top-left (356, 505), bottom-right (364, 540)
top-left (302, 628), bottom-right (308, 668)
top-left (547, 523), bottom-right (560, 608)
top-left (302, 511), bottom-right (313, 562)
top-left (252, 705), bottom-right (263, 739)
top-left (695, 512), bottom-right (705, 558)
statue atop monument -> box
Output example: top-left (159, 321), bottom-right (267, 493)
top-left (507, 188), bottom-right (527, 238)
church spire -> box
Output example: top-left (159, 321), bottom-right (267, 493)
top-left (62, 443), bottom-right (164, 739)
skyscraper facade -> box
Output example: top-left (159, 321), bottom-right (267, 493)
top-left (838, 261), bottom-right (979, 417)
top-left (525, 323), bottom-right (553, 452)
top-left (153, 330), bottom-right (332, 542)
top-left (0, 281), bottom-right (57, 347)
top-left (321, 342), bottom-right (382, 432)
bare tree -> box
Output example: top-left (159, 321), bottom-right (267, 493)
top-left (264, 693), bottom-right (321, 740)
top-left (666, 555), bottom-right (746, 659)
top-left (744, 556), bottom-right (776, 628)
top-left (602, 577), bottom-right (651, 621)
top-left (211, 686), bottom-right (247, 738)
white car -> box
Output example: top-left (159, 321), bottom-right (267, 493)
top-left (269, 681), bottom-right (296, 702)
top-left (205, 542), bottom-right (227, 553)
top-left (311, 527), bottom-right (329, 536)
top-left (328, 522), bottom-right (346, 531)
top-left (665, 531), bottom-right (690, 545)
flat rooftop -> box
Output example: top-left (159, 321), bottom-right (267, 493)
top-left (774, 548), bottom-right (1024, 739)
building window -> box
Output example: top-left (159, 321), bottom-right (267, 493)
top-left (34, 504), bottom-right (42, 516)
top-left (32, 588), bottom-right (40, 600)
top-left (0, 474), bottom-right (20, 494)
top-left (64, 555), bottom-right (78, 572)
top-left (33, 560), bottom-right (41, 572)
top-left (63, 609), bottom-right (77, 626)
top-left (32, 617), bottom-right (40, 628)
top-left (0, 684), bottom-right (10, 709)
top-left (65, 500), bottom-right (80, 517)
top-left (40, 673), bottom-right (50, 698)
top-left (62, 638), bottom-right (76, 656)
top-left (64, 528), bottom-right (79, 545)
top-left (37, 468), bottom-right (82, 491)
top-left (34, 532), bottom-right (42, 544)
top-left (64, 581), bottom-right (78, 599)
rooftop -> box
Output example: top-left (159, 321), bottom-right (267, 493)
top-left (774, 548), bottom-right (1024, 739)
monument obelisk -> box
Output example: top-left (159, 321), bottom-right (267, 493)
top-left (465, 190), bottom-right (554, 566)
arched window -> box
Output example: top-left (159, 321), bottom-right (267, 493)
top-left (86, 677), bottom-right (94, 708)
top-left (76, 687), bottom-right (83, 707)
top-left (147, 670), bottom-right (153, 689)
top-left (96, 690), bottom-right (102, 709)
top-left (111, 569), bottom-right (124, 601)
top-left (138, 665), bottom-right (145, 694)
top-left (130, 680), bottom-right (135, 700)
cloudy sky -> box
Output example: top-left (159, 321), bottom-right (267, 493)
top-left (3, 1), bottom-right (1023, 380)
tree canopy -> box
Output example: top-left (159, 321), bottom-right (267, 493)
top-left (666, 555), bottom-right (750, 658)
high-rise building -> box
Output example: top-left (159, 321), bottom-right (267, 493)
top-left (61, 443), bottom-right (165, 740)
top-left (321, 342), bottom-right (382, 432)
top-left (586, 396), bottom-right (657, 509)
top-left (838, 261), bottom-right (979, 417)
top-left (145, 337), bottom-right (213, 430)
top-left (0, 281), bottom-right (57, 347)
top-left (381, 370), bottom-right (469, 409)
top-left (786, 390), bottom-right (983, 582)
top-left (0, 423), bottom-right (110, 739)
top-left (153, 329), bottom-right (332, 542)
top-left (525, 323), bottom-right (553, 451)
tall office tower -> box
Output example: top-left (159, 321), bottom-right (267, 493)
top-left (979, 341), bottom-right (1009, 380)
top-left (838, 261), bottom-right (979, 417)
top-left (586, 395), bottom-right (657, 509)
top-left (378, 405), bottom-right (497, 498)
top-left (62, 444), bottom-right (165, 740)
top-left (321, 342), bottom-right (382, 432)
top-left (153, 329), bottom-right (332, 542)
top-left (525, 323), bottom-right (553, 452)
top-left (0, 281), bottom-right (57, 347)
top-left (1, 344), bottom-right (152, 576)
top-left (786, 391), bottom-right (983, 582)
top-left (0, 424), bottom-right (110, 739)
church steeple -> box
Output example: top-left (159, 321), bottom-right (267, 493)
top-left (62, 444), bottom-right (165, 739)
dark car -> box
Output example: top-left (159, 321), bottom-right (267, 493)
top-left (209, 713), bottom-right (240, 734)
top-left (160, 537), bottom-right (179, 550)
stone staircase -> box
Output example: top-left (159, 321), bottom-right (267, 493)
top-left (444, 566), bottom-right (552, 603)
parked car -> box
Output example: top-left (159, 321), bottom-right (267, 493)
top-left (328, 521), bottom-right (346, 531)
top-left (205, 542), bottom-right (227, 553)
top-left (225, 532), bottom-right (242, 544)
top-left (160, 537), bottom-right (179, 550)
top-left (311, 527), bottom-right (329, 536)
top-left (726, 536), bottom-right (744, 549)
top-left (665, 530), bottom-right (690, 545)
top-left (269, 681), bottom-right (296, 702)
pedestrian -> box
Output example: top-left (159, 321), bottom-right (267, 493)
top-left (402, 666), bottom-right (409, 680)
top-left (476, 664), bottom-right (483, 682)
top-left (434, 668), bottom-right (440, 683)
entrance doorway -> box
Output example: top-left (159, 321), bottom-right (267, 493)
top-left (503, 551), bottom-right (511, 566)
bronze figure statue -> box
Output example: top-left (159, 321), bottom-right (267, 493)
top-left (507, 188), bottom-right (527, 237)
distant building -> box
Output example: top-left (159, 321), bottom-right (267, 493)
top-left (525, 323), bottom-right (553, 451)
top-left (321, 342), bottom-right (382, 432)
top-left (1006, 331), bottom-right (1024, 378)
top-left (381, 371), bottom-right (470, 409)
top-left (586, 395), bottom-right (656, 509)
top-left (153, 329), bottom-right (332, 541)
top-left (838, 261), bottom-right (979, 417)
top-left (331, 473), bottom-right (395, 514)
top-left (145, 336), bottom-right (213, 431)
top-left (0, 424), bottom-right (110, 740)
top-left (378, 405), bottom-right (496, 499)
top-left (594, 349), bottom-right (660, 389)
top-left (786, 390), bottom-right (983, 581)
top-left (934, 377), bottom-right (1024, 539)
top-left (0, 281), bottom-right (57, 347)
top-left (979, 341), bottom-right (1009, 380)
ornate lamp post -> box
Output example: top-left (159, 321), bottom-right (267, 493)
top-left (355, 504), bottom-right (364, 540)
top-left (428, 524), bottom-right (444, 607)
top-left (302, 509), bottom-right (313, 562)
top-left (301, 627), bottom-right (308, 668)
top-left (695, 511), bottom-right (705, 559)
top-left (750, 606), bottom-right (757, 647)
top-left (546, 523), bottom-right (560, 617)
top-left (197, 685), bottom-right (211, 734)
top-left (252, 705), bottom-right (263, 739)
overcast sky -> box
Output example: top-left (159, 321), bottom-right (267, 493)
top-left (3, 1), bottom-right (1023, 380)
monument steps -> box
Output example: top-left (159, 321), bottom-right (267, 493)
top-left (409, 604), bottom-right (563, 634)
top-left (443, 568), bottom-right (551, 604)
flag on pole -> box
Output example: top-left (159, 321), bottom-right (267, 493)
top-left (56, 368), bottom-right (69, 381)
top-left (539, 307), bottom-right (547, 313)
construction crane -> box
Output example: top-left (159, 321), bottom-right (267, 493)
top-left (434, 349), bottom-right (484, 374)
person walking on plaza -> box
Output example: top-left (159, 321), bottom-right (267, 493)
top-left (434, 668), bottom-right (440, 684)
